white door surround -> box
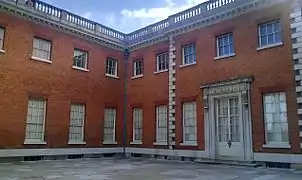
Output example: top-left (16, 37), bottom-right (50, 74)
top-left (201, 76), bottom-right (254, 161)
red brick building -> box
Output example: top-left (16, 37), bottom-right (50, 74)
top-left (0, 0), bottom-right (302, 166)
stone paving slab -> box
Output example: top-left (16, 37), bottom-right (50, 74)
top-left (0, 158), bottom-right (301, 180)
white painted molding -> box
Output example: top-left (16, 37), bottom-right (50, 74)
top-left (0, 148), bottom-right (123, 158)
top-left (105, 74), bottom-right (119, 79)
top-left (131, 75), bottom-right (144, 80)
top-left (214, 53), bottom-right (236, 60)
top-left (0, 49), bottom-right (5, 54)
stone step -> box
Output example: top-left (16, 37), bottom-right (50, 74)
top-left (193, 159), bottom-right (261, 168)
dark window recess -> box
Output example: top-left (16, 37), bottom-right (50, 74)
top-left (295, 70), bottom-right (300, 75)
top-left (293, 48), bottom-right (298, 54)
top-left (291, 28), bottom-right (297, 34)
top-left (297, 92), bottom-right (302, 97)
top-left (292, 38), bottom-right (297, 44)
top-left (296, 81), bottom-right (301, 86)
top-left (299, 125), bottom-right (302, 132)
top-left (299, 114), bottom-right (302, 120)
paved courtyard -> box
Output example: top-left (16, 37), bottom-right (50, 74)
top-left (0, 158), bottom-right (302, 180)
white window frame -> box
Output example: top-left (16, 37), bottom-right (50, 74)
top-left (155, 105), bottom-right (168, 145)
top-left (156, 52), bottom-right (169, 73)
top-left (263, 92), bottom-right (290, 148)
top-left (181, 101), bottom-right (197, 146)
top-left (216, 33), bottom-right (235, 57)
top-left (68, 104), bottom-right (86, 144)
top-left (0, 27), bottom-right (4, 52)
top-left (133, 59), bottom-right (144, 77)
top-left (31, 37), bottom-right (52, 62)
top-left (105, 58), bottom-right (118, 78)
top-left (132, 108), bottom-right (143, 144)
top-left (258, 20), bottom-right (282, 48)
top-left (103, 108), bottom-right (117, 144)
top-left (182, 43), bottom-right (196, 65)
top-left (73, 49), bottom-right (88, 70)
top-left (24, 99), bottom-right (47, 145)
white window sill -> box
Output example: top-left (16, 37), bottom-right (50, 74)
top-left (257, 42), bottom-right (284, 51)
top-left (72, 66), bottom-right (90, 72)
top-left (31, 56), bottom-right (52, 64)
top-left (179, 62), bottom-right (196, 68)
top-left (103, 141), bottom-right (118, 145)
top-left (130, 141), bottom-right (142, 145)
top-left (154, 69), bottom-right (168, 74)
top-left (0, 49), bottom-right (5, 54)
top-left (180, 142), bottom-right (198, 146)
top-left (68, 141), bottom-right (86, 145)
top-left (214, 53), bottom-right (235, 60)
top-left (262, 143), bottom-right (291, 149)
top-left (153, 142), bottom-right (168, 146)
top-left (105, 74), bottom-right (119, 79)
top-left (131, 74), bottom-right (144, 80)
top-left (24, 141), bottom-right (47, 145)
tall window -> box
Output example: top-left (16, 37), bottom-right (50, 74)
top-left (216, 33), bottom-right (234, 57)
top-left (133, 59), bottom-right (144, 77)
top-left (258, 20), bottom-right (282, 47)
top-left (73, 49), bottom-right (88, 69)
top-left (133, 108), bottom-right (143, 143)
top-left (183, 101), bottom-right (197, 143)
top-left (103, 108), bottom-right (116, 143)
top-left (32, 37), bottom-right (52, 61)
top-left (25, 99), bottom-right (46, 143)
top-left (0, 27), bottom-right (4, 50)
top-left (263, 92), bottom-right (289, 145)
top-left (156, 52), bottom-right (169, 72)
top-left (106, 58), bottom-right (118, 77)
top-left (156, 105), bottom-right (167, 143)
top-left (182, 43), bottom-right (196, 65)
top-left (69, 104), bottom-right (85, 143)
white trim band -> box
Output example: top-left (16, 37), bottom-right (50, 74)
top-left (0, 148), bottom-right (123, 158)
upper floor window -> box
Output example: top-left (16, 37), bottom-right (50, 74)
top-left (0, 27), bottom-right (4, 50)
top-left (106, 58), bottom-right (118, 77)
top-left (156, 52), bottom-right (169, 72)
top-left (216, 33), bottom-right (234, 57)
top-left (258, 20), bottom-right (282, 47)
top-left (32, 37), bottom-right (52, 61)
top-left (263, 92), bottom-right (289, 147)
top-left (73, 49), bottom-right (88, 70)
top-left (133, 59), bottom-right (144, 77)
top-left (182, 43), bottom-right (196, 65)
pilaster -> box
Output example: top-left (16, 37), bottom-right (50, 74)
top-left (291, 0), bottom-right (302, 149)
top-left (168, 35), bottom-right (176, 149)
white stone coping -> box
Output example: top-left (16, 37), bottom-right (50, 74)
top-left (256, 42), bottom-right (283, 51)
top-left (72, 66), bottom-right (90, 72)
top-left (105, 74), bottom-right (119, 79)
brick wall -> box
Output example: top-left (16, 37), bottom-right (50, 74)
top-left (125, 4), bottom-right (301, 153)
top-left (0, 12), bottom-right (124, 148)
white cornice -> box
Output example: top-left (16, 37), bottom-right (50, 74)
top-left (0, 0), bottom-right (288, 52)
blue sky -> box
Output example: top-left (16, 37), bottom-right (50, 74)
top-left (42, 0), bottom-right (208, 33)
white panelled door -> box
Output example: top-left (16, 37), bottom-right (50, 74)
top-left (215, 96), bottom-right (242, 158)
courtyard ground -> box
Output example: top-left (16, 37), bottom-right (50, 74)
top-left (0, 158), bottom-right (302, 180)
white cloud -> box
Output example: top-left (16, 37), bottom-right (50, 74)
top-left (80, 0), bottom-right (209, 33)
top-left (117, 0), bottom-right (208, 32)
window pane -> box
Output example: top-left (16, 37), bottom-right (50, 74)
top-left (73, 50), bottom-right (87, 68)
top-left (25, 99), bottom-right (46, 141)
top-left (263, 92), bottom-right (289, 144)
top-left (259, 25), bottom-right (266, 36)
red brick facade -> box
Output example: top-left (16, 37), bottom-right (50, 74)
top-left (0, 1), bottom-right (301, 157)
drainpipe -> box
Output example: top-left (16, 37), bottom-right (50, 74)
top-left (122, 48), bottom-right (130, 156)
